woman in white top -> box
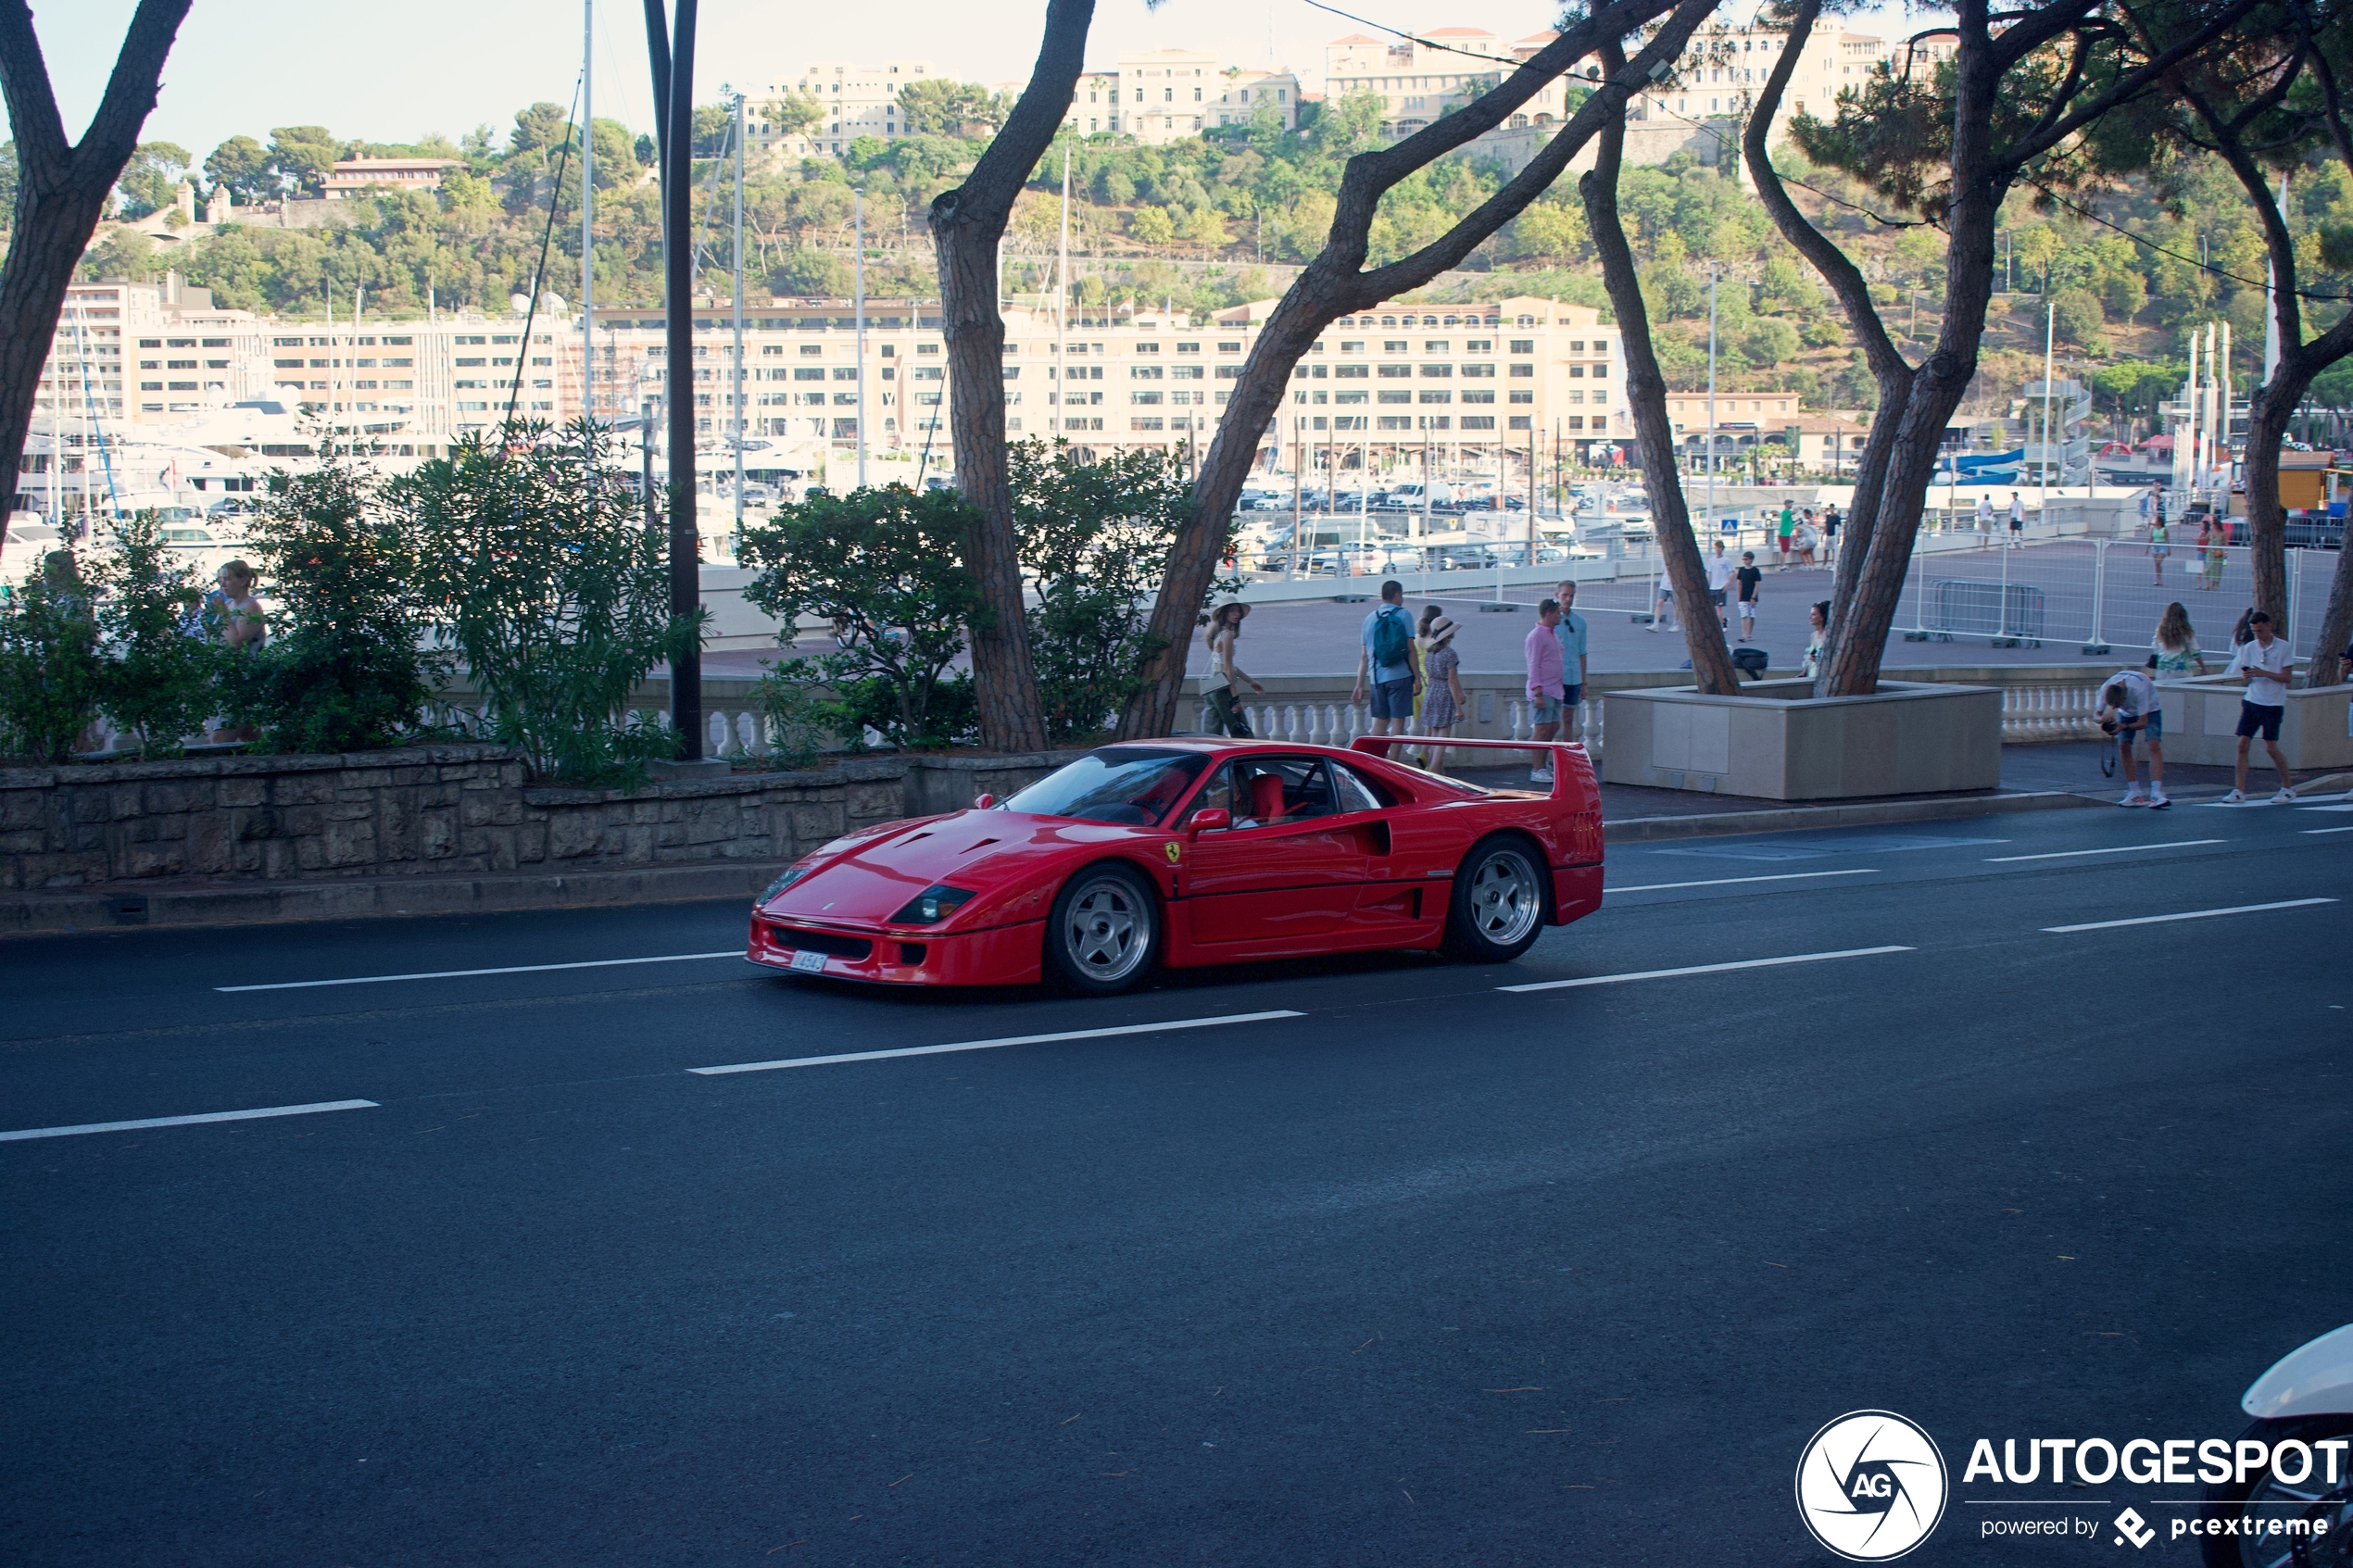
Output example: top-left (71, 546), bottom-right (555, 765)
top-left (1200, 603), bottom-right (1263, 736)
top-left (1801, 600), bottom-right (1831, 679)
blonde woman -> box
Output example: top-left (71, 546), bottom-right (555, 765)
top-left (1416, 611), bottom-right (1466, 772)
top-left (2152, 601), bottom-right (2207, 676)
top-left (1201, 603), bottom-right (1262, 736)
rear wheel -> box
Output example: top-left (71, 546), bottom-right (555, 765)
top-left (1044, 863), bottom-right (1158, 996)
top-left (1441, 834), bottom-right (1549, 963)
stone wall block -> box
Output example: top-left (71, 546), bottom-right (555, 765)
top-left (419, 809), bottom-right (458, 859)
top-left (517, 820), bottom-right (547, 864)
top-left (547, 812), bottom-right (603, 860)
top-left (124, 842), bottom-right (185, 879)
top-left (218, 778), bottom-right (265, 808)
top-left (189, 810), bottom-right (234, 874)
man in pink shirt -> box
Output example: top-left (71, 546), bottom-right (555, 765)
top-left (1525, 598), bottom-right (1566, 784)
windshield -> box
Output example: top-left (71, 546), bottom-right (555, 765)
top-left (1000, 748), bottom-right (1210, 826)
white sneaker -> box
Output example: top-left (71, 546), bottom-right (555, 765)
top-left (2120, 791), bottom-right (2148, 807)
top-left (1529, 768), bottom-right (1554, 784)
top-left (2149, 793), bottom-right (2170, 809)
top-left (2221, 788), bottom-right (2246, 803)
top-left (2271, 788), bottom-right (2296, 804)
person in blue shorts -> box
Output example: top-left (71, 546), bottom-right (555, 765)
top-left (1351, 579), bottom-right (1420, 736)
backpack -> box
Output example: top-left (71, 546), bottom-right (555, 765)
top-left (1371, 605), bottom-right (1412, 670)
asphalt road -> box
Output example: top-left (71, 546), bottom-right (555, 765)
top-left (5, 798), bottom-right (2350, 1565)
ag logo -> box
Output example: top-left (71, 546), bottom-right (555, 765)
top-left (1794, 1410), bottom-right (1949, 1561)
top-left (1164, 842), bottom-right (1182, 864)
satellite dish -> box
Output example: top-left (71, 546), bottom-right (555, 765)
top-left (509, 293), bottom-right (532, 313)
top-left (542, 292), bottom-right (566, 312)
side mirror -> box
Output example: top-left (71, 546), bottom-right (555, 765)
top-left (972, 793), bottom-right (995, 810)
top-left (1188, 808), bottom-right (1230, 835)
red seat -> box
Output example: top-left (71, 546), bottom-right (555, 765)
top-left (1250, 773), bottom-right (1287, 822)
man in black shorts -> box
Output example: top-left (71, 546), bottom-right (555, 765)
top-left (2221, 611), bottom-right (2296, 803)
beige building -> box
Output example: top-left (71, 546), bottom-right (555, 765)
top-left (573, 292), bottom-right (1639, 473)
top-left (36, 275), bottom-right (269, 428)
top-left (753, 60), bottom-right (937, 158)
top-left (1324, 27), bottom-right (1583, 139)
top-left (1205, 69), bottom-right (1301, 131)
top-left (1645, 19), bottom-right (1885, 142)
top-left (322, 157), bottom-right (461, 199)
top-left (1109, 47), bottom-right (1221, 144)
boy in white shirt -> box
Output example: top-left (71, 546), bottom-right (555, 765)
top-left (2221, 611), bottom-right (2296, 803)
top-left (2095, 670), bottom-right (2167, 807)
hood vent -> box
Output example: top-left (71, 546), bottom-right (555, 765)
top-left (961, 838), bottom-right (1001, 853)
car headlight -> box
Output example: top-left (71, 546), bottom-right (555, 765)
top-left (890, 884), bottom-right (976, 925)
top-left (758, 860), bottom-right (816, 905)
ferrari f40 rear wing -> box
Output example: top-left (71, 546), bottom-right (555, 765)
top-left (1349, 735), bottom-right (1592, 803)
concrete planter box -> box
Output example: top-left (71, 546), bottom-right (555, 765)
top-left (1601, 679), bottom-right (2002, 800)
top-left (2158, 674), bottom-right (2353, 771)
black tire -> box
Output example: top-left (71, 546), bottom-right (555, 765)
top-left (2198, 1414), bottom-right (2353, 1568)
top-left (1043, 862), bottom-right (1159, 996)
top-left (1441, 833), bottom-right (1551, 963)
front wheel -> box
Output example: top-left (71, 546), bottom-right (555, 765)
top-left (1441, 834), bottom-right (1549, 963)
top-left (2199, 1414), bottom-right (2353, 1568)
top-left (1044, 863), bottom-right (1159, 996)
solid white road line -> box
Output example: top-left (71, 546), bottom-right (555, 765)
top-left (1986, 839), bottom-right (2223, 863)
top-left (1496, 946), bottom-right (1914, 994)
top-left (2305, 826), bottom-right (2353, 834)
top-left (2043, 897), bottom-right (2337, 934)
top-left (689, 1010), bottom-right (1308, 1075)
top-left (217, 951), bottom-right (746, 993)
top-left (0, 1099), bottom-right (379, 1143)
top-left (1605, 869), bottom-right (1880, 894)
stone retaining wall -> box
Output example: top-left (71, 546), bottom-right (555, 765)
top-left (0, 745), bottom-right (1088, 895)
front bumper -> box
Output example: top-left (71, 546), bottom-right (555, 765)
top-left (748, 914), bottom-right (1046, 985)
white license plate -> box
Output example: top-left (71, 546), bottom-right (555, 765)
top-left (788, 948), bottom-right (827, 973)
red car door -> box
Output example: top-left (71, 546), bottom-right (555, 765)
top-left (1181, 757), bottom-right (1367, 944)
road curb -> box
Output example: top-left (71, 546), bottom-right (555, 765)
top-left (0, 860), bottom-right (785, 937)
top-left (1604, 789), bottom-right (2098, 843)
top-left (6, 791), bottom-right (2104, 935)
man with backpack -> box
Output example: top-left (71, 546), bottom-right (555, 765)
top-left (1352, 579), bottom-right (1420, 737)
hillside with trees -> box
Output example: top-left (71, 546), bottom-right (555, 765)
top-left (44, 69), bottom-right (2353, 428)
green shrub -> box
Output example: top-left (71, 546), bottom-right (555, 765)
top-left (1009, 439), bottom-right (1227, 743)
top-left (736, 483), bottom-right (984, 749)
top-left (397, 420), bottom-right (698, 784)
top-left (0, 551), bottom-right (105, 762)
top-left (222, 460), bottom-right (445, 753)
top-left (89, 512), bottom-right (220, 757)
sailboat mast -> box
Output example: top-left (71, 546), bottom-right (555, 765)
top-left (582, 0), bottom-right (595, 425)
top-left (732, 89), bottom-right (745, 531)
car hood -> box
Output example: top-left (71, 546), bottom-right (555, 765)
top-left (760, 809), bottom-right (1148, 927)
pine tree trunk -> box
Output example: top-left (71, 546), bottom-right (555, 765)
top-left (1579, 68), bottom-right (1738, 696)
top-left (0, 0), bottom-right (192, 547)
top-left (2240, 377), bottom-right (2296, 629)
top-left (1112, 0), bottom-right (1712, 738)
top-left (2309, 522), bottom-right (2353, 688)
top-left (925, 0), bottom-right (1092, 754)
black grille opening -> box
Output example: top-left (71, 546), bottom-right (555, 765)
top-left (766, 925), bottom-right (873, 960)
top-left (898, 943), bottom-right (928, 966)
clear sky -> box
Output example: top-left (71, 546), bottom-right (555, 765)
top-left (47, 1), bottom-right (1937, 167)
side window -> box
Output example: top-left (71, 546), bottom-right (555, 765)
top-left (1327, 760), bottom-right (1391, 813)
top-left (1220, 757), bottom-right (1336, 827)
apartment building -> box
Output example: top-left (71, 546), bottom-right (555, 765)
top-left (37, 275), bottom-right (269, 429)
top-left (1107, 48), bottom-right (1221, 144)
top-left (256, 315), bottom-right (579, 443)
top-left (751, 60), bottom-right (937, 158)
top-left (573, 293), bottom-right (1641, 471)
top-left (1647, 19), bottom-right (1884, 141)
top-left (322, 157), bottom-right (461, 199)
top-left (1324, 27), bottom-right (1583, 139)
top-left (1062, 57), bottom-right (1299, 140)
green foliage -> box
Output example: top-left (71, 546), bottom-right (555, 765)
top-left (1739, 317), bottom-right (1800, 369)
top-left (1009, 441), bottom-right (1222, 743)
top-left (268, 126), bottom-right (341, 196)
top-left (2051, 285), bottom-right (2107, 348)
top-left (90, 513), bottom-right (220, 757)
top-left (397, 422), bottom-right (694, 784)
top-left (0, 554), bottom-right (104, 763)
top-left (736, 484), bottom-right (984, 749)
top-left (204, 135), bottom-right (272, 202)
top-left (771, 247), bottom-right (850, 296)
top-left (1129, 206), bottom-right (1176, 245)
top-left (115, 142), bottom-right (192, 220)
top-left (900, 79), bottom-right (1009, 139)
top-left (227, 458), bottom-right (445, 754)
